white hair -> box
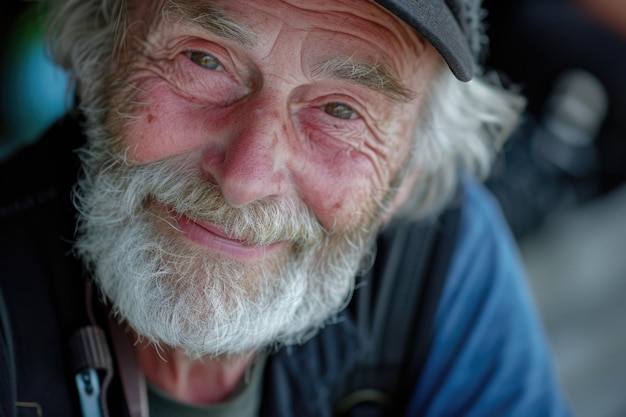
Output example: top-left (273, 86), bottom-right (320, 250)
top-left (46, 0), bottom-right (130, 124)
top-left (395, 67), bottom-right (525, 218)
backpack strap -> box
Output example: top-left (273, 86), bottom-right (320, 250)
top-left (0, 288), bottom-right (17, 417)
top-left (393, 204), bottom-right (461, 412)
top-left (335, 203), bottom-right (462, 416)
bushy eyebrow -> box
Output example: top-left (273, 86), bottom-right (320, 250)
top-left (162, 0), bottom-right (257, 48)
top-left (311, 56), bottom-right (416, 103)
top-left (161, 2), bottom-right (414, 102)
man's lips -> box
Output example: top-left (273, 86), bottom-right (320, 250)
top-left (168, 209), bottom-right (283, 261)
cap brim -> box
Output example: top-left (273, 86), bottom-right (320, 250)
top-left (375, 0), bottom-right (475, 81)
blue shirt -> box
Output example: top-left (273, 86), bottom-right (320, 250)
top-left (407, 179), bottom-right (572, 416)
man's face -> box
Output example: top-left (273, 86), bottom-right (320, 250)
top-left (77, 0), bottom-right (439, 356)
top-left (120, 0), bottom-right (437, 230)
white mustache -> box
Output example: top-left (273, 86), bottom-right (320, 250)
top-left (106, 153), bottom-right (327, 248)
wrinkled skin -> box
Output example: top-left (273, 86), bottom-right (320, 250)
top-left (118, 0), bottom-right (438, 235)
top-left (106, 0), bottom-right (441, 404)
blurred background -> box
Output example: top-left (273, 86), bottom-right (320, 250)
top-left (483, 1), bottom-right (626, 415)
top-left (1, 1), bottom-right (625, 415)
top-left (0, 1), bottom-right (72, 159)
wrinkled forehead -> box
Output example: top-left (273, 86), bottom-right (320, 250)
top-left (143, 0), bottom-right (423, 37)
top-left (214, 0), bottom-right (424, 42)
top-left (135, 0), bottom-right (431, 82)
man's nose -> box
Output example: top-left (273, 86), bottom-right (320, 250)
top-left (203, 105), bottom-right (290, 208)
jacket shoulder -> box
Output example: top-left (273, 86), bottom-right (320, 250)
top-left (0, 114), bottom-right (84, 220)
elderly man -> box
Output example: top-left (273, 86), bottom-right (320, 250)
top-left (0, 0), bottom-right (571, 416)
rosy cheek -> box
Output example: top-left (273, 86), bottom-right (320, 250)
top-left (291, 139), bottom-right (384, 231)
top-left (292, 112), bottom-right (392, 229)
top-left (117, 55), bottom-right (245, 164)
top-left (121, 93), bottom-right (190, 163)
top-left (119, 81), bottom-right (223, 164)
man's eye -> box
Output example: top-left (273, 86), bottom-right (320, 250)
top-left (186, 51), bottom-right (224, 71)
top-left (322, 103), bottom-right (357, 120)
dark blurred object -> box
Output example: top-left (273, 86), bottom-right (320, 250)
top-left (537, 70), bottom-right (608, 178)
top-left (487, 70), bottom-right (608, 239)
top-left (484, 0), bottom-right (626, 193)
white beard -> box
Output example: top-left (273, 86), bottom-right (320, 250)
top-left (73, 149), bottom-right (377, 358)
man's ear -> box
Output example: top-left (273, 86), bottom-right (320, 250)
top-left (382, 167), bottom-right (421, 223)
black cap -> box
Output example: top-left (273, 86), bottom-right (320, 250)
top-left (375, 0), bottom-right (476, 81)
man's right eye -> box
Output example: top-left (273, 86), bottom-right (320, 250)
top-left (186, 51), bottom-right (224, 71)
top-left (322, 102), bottom-right (357, 120)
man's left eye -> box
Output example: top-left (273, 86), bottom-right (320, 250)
top-left (322, 103), bottom-right (357, 120)
top-left (186, 51), bottom-right (224, 71)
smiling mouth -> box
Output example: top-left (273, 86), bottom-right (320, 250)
top-left (165, 207), bottom-right (285, 261)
